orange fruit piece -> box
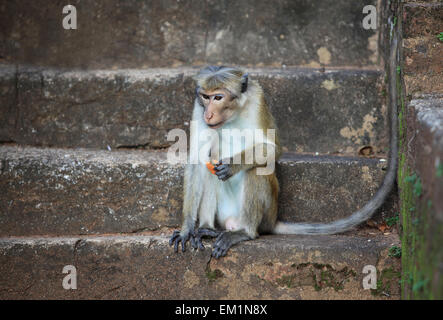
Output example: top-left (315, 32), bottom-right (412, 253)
top-left (206, 160), bottom-right (219, 175)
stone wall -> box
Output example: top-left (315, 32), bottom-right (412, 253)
top-left (395, 1), bottom-right (443, 299)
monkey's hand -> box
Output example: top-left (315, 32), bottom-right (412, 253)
top-left (169, 229), bottom-right (206, 253)
top-left (214, 158), bottom-right (234, 181)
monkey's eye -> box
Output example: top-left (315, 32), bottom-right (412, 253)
top-left (201, 94), bottom-right (210, 100)
top-left (214, 95), bottom-right (224, 101)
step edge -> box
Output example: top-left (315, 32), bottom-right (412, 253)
top-left (0, 145), bottom-right (389, 166)
top-left (0, 232), bottom-right (399, 249)
top-left (0, 63), bottom-right (384, 79)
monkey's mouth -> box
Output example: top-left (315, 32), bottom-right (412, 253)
top-left (207, 121), bottom-right (224, 129)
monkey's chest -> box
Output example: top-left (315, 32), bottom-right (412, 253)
top-left (216, 171), bottom-right (245, 225)
top-left (216, 126), bottom-right (254, 160)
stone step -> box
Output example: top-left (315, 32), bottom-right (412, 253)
top-left (0, 146), bottom-right (396, 237)
top-left (0, 232), bottom-right (401, 299)
top-left (0, 65), bottom-right (387, 155)
top-left (1, 0), bottom-right (379, 69)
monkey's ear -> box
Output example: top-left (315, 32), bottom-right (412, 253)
top-left (241, 73), bottom-right (248, 93)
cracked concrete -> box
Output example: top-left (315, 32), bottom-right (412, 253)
top-left (1, 0), bottom-right (378, 69)
top-left (0, 233), bottom-right (400, 299)
top-left (0, 65), bottom-right (387, 154)
top-left (0, 146), bottom-right (397, 237)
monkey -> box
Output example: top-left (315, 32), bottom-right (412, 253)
top-left (169, 65), bottom-right (281, 258)
top-left (170, 61), bottom-right (398, 258)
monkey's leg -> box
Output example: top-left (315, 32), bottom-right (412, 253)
top-left (212, 171), bottom-right (272, 258)
top-left (169, 164), bottom-right (203, 253)
top-left (190, 174), bottom-right (219, 250)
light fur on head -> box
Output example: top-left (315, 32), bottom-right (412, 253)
top-left (193, 66), bottom-right (247, 97)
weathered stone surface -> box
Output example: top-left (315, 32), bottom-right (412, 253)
top-left (13, 67), bottom-right (195, 150)
top-left (262, 68), bottom-right (387, 154)
top-left (399, 93), bottom-right (443, 299)
top-left (0, 233), bottom-right (400, 299)
top-left (0, 66), bottom-right (387, 154)
top-left (0, 65), bottom-right (16, 142)
top-left (0, 0), bottom-right (378, 69)
top-left (0, 147), bottom-right (183, 236)
top-left (402, 3), bottom-right (443, 94)
top-left (407, 95), bottom-right (443, 221)
top-left (0, 146), bottom-right (395, 236)
top-left (277, 153), bottom-right (397, 224)
top-left (403, 3), bottom-right (443, 38)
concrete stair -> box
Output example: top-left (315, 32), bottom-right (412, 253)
top-left (0, 233), bottom-right (400, 299)
top-left (0, 146), bottom-right (395, 237)
top-left (1, 0), bottom-right (378, 69)
top-left (0, 65), bottom-right (387, 154)
top-left (0, 0), bottom-right (400, 299)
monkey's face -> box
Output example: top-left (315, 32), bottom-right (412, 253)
top-left (198, 89), bottom-right (236, 129)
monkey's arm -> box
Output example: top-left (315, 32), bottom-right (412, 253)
top-left (214, 142), bottom-right (281, 181)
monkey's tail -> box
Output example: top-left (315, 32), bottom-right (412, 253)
top-left (274, 36), bottom-right (399, 236)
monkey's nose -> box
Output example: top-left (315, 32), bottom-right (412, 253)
top-left (205, 112), bottom-right (214, 120)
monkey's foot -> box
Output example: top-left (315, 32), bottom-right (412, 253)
top-left (212, 232), bottom-right (233, 258)
top-left (191, 228), bottom-right (222, 250)
top-left (196, 228), bottom-right (222, 238)
top-left (212, 231), bottom-right (251, 259)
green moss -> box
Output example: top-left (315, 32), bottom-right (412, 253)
top-left (311, 265), bottom-right (355, 292)
top-left (205, 267), bottom-right (223, 282)
top-left (276, 275), bottom-right (297, 288)
top-left (312, 274), bottom-right (322, 292)
top-left (436, 163), bottom-right (443, 178)
top-left (395, 45), bottom-right (443, 298)
top-left (386, 213), bottom-right (399, 227)
top-left (414, 179), bottom-right (422, 197)
top-left (371, 268), bottom-right (401, 297)
top-left (389, 245), bottom-right (402, 258)
top-left (398, 159), bottom-right (443, 299)
top-left (275, 263), bottom-right (355, 292)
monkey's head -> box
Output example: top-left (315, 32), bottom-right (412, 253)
top-left (194, 66), bottom-right (248, 129)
